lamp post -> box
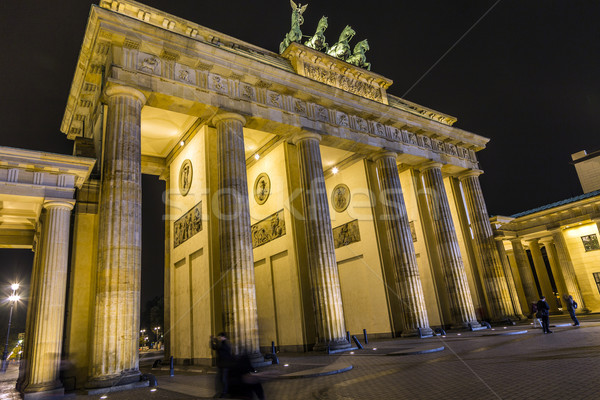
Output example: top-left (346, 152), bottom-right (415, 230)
top-left (153, 326), bottom-right (160, 342)
top-left (1, 284), bottom-right (20, 373)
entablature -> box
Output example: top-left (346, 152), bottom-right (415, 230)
top-left (62, 1), bottom-right (489, 173)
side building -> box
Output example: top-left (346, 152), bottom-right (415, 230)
top-left (492, 149), bottom-right (600, 315)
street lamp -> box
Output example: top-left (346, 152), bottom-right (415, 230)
top-left (1, 283), bottom-right (20, 373)
top-left (153, 326), bottom-right (160, 342)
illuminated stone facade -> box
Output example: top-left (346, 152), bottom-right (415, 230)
top-left (1, 0), bottom-right (549, 395)
top-left (492, 190), bottom-right (600, 316)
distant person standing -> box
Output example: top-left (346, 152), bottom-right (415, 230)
top-left (563, 294), bottom-right (580, 326)
top-left (211, 332), bottom-right (233, 398)
top-left (536, 296), bottom-right (552, 334)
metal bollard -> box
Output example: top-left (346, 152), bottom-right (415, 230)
top-left (363, 329), bottom-right (368, 344)
top-left (271, 341), bottom-right (276, 355)
top-left (346, 331), bottom-right (350, 343)
top-left (351, 335), bottom-right (363, 349)
top-left (170, 356), bottom-right (174, 377)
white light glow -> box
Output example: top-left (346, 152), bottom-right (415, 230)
top-left (11, 283), bottom-right (19, 291)
top-left (254, 153), bottom-right (260, 160)
top-left (350, 351), bottom-right (354, 354)
top-left (332, 166), bottom-right (339, 174)
top-left (283, 364), bottom-right (289, 367)
top-left (150, 388), bottom-right (157, 392)
top-left (180, 140), bottom-right (185, 146)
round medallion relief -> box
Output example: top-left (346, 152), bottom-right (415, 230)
top-left (179, 159), bottom-right (193, 196)
top-left (331, 184), bottom-right (351, 212)
top-left (254, 173), bottom-right (271, 205)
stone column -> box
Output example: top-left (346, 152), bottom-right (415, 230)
top-left (88, 85), bottom-right (145, 388)
top-left (420, 162), bottom-right (478, 328)
top-left (373, 152), bottom-right (432, 336)
top-left (458, 171), bottom-right (516, 320)
top-left (213, 113), bottom-right (261, 359)
top-left (22, 200), bottom-right (74, 395)
top-left (293, 132), bottom-right (349, 350)
top-left (495, 239), bottom-right (526, 319)
top-left (551, 230), bottom-right (589, 312)
top-left (539, 238), bottom-right (568, 299)
top-left (528, 239), bottom-right (559, 312)
top-left (162, 169), bottom-right (171, 358)
top-left (510, 238), bottom-right (538, 311)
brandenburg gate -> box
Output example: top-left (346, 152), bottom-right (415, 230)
top-left (7, 0), bottom-right (526, 396)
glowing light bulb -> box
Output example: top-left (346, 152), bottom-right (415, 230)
top-left (254, 153), bottom-right (260, 160)
top-left (11, 283), bottom-right (19, 291)
top-left (332, 166), bottom-right (339, 174)
top-left (180, 140), bottom-right (185, 146)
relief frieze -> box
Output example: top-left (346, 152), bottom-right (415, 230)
top-left (251, 209), bottom-right (286, 248)
top-left (174, 201), bottom-right (202, 248)
top-left (303, 63), bottom-right (382, 102)
top-left (333, 220), bottom-right (361, 249)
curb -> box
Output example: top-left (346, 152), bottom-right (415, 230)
top-left (387, 346), bottom-right (445, 356)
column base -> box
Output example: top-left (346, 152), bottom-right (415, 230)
top-left (454, 320), bottom-right (481, 330)
top-left (248, 352), bottom-right (271, 368)
top-left (23, 387), bottom-right (64, 400)
top-left (85, 370), bottom-right (141, 390)
top-left (401, 327), bottom-right (434, 338)
top-left (313, 339), bottom-right (351, 352)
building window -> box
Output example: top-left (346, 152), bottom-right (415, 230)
top-left (581, 234), bottom-right (600, 252)
top-left (594, 273), bottom-right (600, 296)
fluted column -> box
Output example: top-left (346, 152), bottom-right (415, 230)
top-left (510, 239), bottom-right (538, 310)
top-left (293, 132), bottom-right (349, 350)
top-left (551, 230), bottom-right (589, 312)
top-left (539, 238), bottom-right (568, 299)
top-left (495, 239), bottom-right (526, 319)
top-left (528, 239), bottom-right (559, 312)
top-left (373, 152), bottom-right (432, 336)
top-left (213, 113), bottom-right (261, 358)
top-left (420, 163), bottom-right (478, 328)
top-left (88, 85), bottom-right (145, 388)
top-left (458, 171), bottom-right (516, 320)
top-left (22, 200), bottom-right (73, 394)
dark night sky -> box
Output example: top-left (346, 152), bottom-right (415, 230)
top-left (0, 1), bottom-right (599, 333)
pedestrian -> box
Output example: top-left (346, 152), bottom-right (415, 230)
top-left (228, 353), bottom-right (265, 400)
top-left (211, 332), bottom-right (233, 398)
top-left (563, 294), bottom-right (580, 326)
top-left (536, 296), bottom-right (552, 334)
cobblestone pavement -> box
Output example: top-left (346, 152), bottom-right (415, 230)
top-left (3, 315), bottom-right (600, 399)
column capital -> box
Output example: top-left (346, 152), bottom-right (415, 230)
top-left (212, 112), bottom-right (246, 126)
top-left (539, 236), bottom-right (554, 245)
top-left (43, 199), bottom-right (75, 211)
top-left (418, 161), bottom-right (443, 173)
top-left (104, 84), bottom-right (146, 104)
top-left (509, 237), bottom-right (523, 244)
top-left (370, 150), bottom-right (398, 162)
top-left (291, 131), bottom-right (321, 145)
top-left (457, 169), bottom-right (483, 180)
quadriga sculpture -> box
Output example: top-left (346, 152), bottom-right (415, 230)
top-left (304, 16), bottom-right (329, 52)
top-left (346, 39), bottom-right (371, 71)
top-left (326, 25), bottom-right (356, 61)
top-left (279, 0), bottom-right (308, 54)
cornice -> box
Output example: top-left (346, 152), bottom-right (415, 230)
top-left (61, 1), bottom-right (489, 168)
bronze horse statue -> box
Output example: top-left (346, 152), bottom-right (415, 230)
top-left (346, 39), bottom-right (371, 70)
top-left (279, 0), bottom-right (308, 54)
top-left (304, 16), bottom-right (328, 52)
top-left (326, 25), bottom-right (356, 61)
